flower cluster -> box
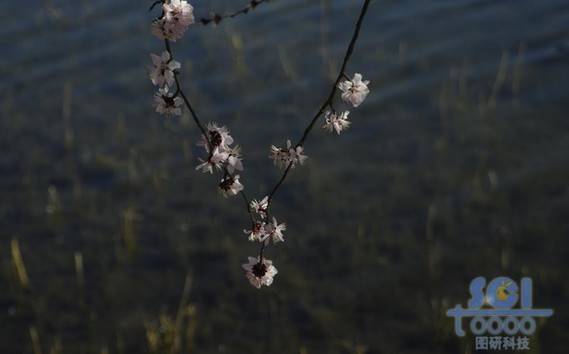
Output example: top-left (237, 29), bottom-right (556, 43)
top-left (192, 123), bottom-right (246, 200)
top-left (244, 216), bottom-right (286, 244)
top-left (195, 123), bottom-right (244, 177)
top-left (269, 140), bottom-right (308, 169)
top-left (149, 1), bottom-right (196, 116)
top-left (241, 195), bottom-right (286, 287)
top-left (152, 0), bottom-right (195, 41)
top-left (320, 73), bottom-right (370, 135)
top-left (149, 3), bottom-right (244, 192)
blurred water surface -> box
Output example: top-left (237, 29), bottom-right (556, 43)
top-left (1, 0), bottom-right (568, 353)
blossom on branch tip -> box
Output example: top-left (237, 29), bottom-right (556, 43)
top-left (154, 86), bottom-right (183, 116)
top-left (323, 110), bottom-right (351, 135)
top-left (149, 51), bottom-right (180, 87)
top-left (151, 0), bottom-right (195, 41)
top-left (338, 73), bottom-right (370, 107)
top-left (218, 174), bottom-right (244, 197)
top-left (242, 256), bottom-right (278, 288)
top-left (269, 140), bottom-right (308, 169)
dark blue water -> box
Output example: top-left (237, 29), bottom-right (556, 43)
top-left (0, 0), bottom-right (568, 353)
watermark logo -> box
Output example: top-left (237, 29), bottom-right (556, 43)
top-left (446, 276), bottom-right (553, 351)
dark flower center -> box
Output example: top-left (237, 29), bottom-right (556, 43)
top-left (210, 131), bottom-right (223, 147)
top-left (162, 95), bottom-right (175, 107)
top-left (219, 176), bottom-right (234, 191)
top-left (252, 262), bottom-right (267, 277)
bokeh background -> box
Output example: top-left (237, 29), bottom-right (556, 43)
top-left (1, 0), bottom-right (568, 353)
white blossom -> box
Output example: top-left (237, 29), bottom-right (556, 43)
top-left (250, 196), bottom-right (269, 217)
top-left (244, 222), bottom-right (266, 242)
top-left (218, 174), bottom-right (244, 197)
top-left (151, 18), bottom-right (169, 40)
top-left (164, 0), bottom-right (195, 26)
top-left (195, 148), bottom-right (228, 173)
top-left (323, 110), bottom-right (351, 134)
top-left (288, 141), bottom-right (308, 167)
top-left (198, 122), bottom-right (235, 153)
top-left (269, 145), bottom-right (284, 167)
top-left (242, 256), bottom-right (278, 289)
top-left (226, 146), bottom-right (244, 173)
top-left (151, 0), bottom-right (195, 41)
top-left (154, 86), bottom-right (183, 116)
top-left (264, 217), bottom-right (286, 243)
top-left (149, 51), bottom-right (180, 87)
top-left (338, 73), bottom-right (370, 107)
top-left (243, 216), bottom-right (285, 244)
top-left (195, 123), bottom-right (244, 174)
top-left (269, 140), bottom-right (307, 168)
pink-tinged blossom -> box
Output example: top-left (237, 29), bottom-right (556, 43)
top-left (197, 122), bottom-right (235, 152)
top-left (269, 140), bottom-right (308, 169)
top-left (243, 216), bottom-right (285, 244)
top-left (338, 73), bottom-right (370, 107)
top-left (269, 145), bottom-right (283, 167)
top-left (264, 217), bottom-right (286, 244)
top-left (151, 18), bottom-right (168, 40)
top-left (195, 148), bottom-right (228, 173)
top-left (164, 0), bottom-right (195, 26)
top-left (242, 256), bottom-right (278, 289)
top-left (323, 110), bottom-right (351, 135)
top-left (226, 146), bottom-right (244, 173)
top-left (244, 222), bottom-right (266, 242)
top-left (218, 174), bottom-right (244, 197)
top-left (151, 0), bottom-right (195, 41)
top-left (227, 154), bottom-right (243, 173)
top-left (154, 86), bottom-right (183, 116)
top-left (149, 51), bottom-right (181, 87)
top-left (195, 123), bottom-right (244, 174)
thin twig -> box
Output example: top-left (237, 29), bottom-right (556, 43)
top-left (257, 0), bottom-right (371, 261)
top-left (240, 189), bottom-right (255, 224)
top-left (150, 0), bottom-right (270, 26)
top-left (267, 163), bottom-right (292, 203)
top-left (266, 0), bottom-right (371, 209)
top-left (200, 0), bottom-right (271, 26)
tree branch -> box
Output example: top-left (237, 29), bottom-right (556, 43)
top-left (153, 0), bottom-right (372, 266)
top-left (162, 38), bottom-right (256, 226)
top-left (265, 0), bottom-right (371, 209)
top-left (200, 0), bottom-right (271, 26)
